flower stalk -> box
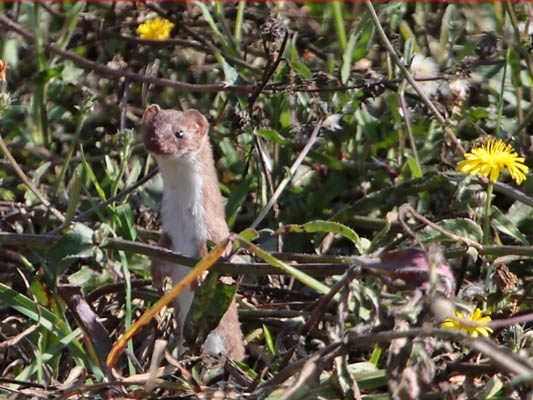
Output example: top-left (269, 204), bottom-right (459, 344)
top-left (457, 138), bottom-right (529, 244)
top-left (483, 180), bottom-right (494, 244)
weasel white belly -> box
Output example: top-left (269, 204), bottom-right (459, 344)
top-left (157, 156), bottom-right (207, 350)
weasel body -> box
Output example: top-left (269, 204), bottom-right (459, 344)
top-left (141, 105), bottom-right (244, 359)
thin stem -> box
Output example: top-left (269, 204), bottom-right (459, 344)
top-left (495, 48), bottom-right (510, 138)
top-left (332, 2), bottom-right (347, 51)
top-left (399, 93), bottom-right (421, 172)
top-left (0, 134), bottom-right (65, 222)
top-left (365, 0), bottom-right (465, 155)
top-left (250, 120), bottom-right (323, 229)
top-left (483, 181), bottom-right (494, 245)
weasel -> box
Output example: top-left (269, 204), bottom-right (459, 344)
top-left (140, 104), bottom-right (245, 360)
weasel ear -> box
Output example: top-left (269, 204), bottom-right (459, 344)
top-left (182, 109), bottom-right (209, 136)
top-left (142, 104), bottom-right (161, 125)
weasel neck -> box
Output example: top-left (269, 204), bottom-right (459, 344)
top-left (155, 142), bottom-right (230, 256)
top-left (157, 154), bottom-right (207, 257)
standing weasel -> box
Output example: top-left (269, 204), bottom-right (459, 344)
top-left (141, 104), bottom-right (244, 359)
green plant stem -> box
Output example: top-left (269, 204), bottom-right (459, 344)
top-left (483, 180), bottom-right (494, 245)
top-left (495, 48), bottom-right (510, 138)
top-left (234, 0), bottom-right (245, 46)
top-left (0, 134), bottom-right (65, 222)
top-left (332, 2), bottom-right (347, 51)
top-left (365, 0), bottom-right (465, 154)
top-left (29, 3), bottom-right (49, 147)
top-left (250, 120), bottom-right (322, 229)
top-left (50, 113), bottom-right (87, 201)
top-left (6, 231), bottom-right (533, 274)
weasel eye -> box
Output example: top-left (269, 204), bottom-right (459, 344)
top-left (175, 130), bottom-right (185, 139)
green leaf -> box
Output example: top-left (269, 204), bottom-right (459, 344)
top-left (341, 29), bottom-right (358, 84)
top-left (292, 61), bottom-right (313, 80)
top-left (216, 54), bottom-right (239, 84)
top-left (352, 22), bottom-right (374, 62)
top-left (0, 283), bottom-right (88, 360)
top-left (276, 220), bottom-right (362, 253)
top-left (34, 67), bottom-right (62, 85)
top-left (491, 207), bottom-right (529, 245)
top-left (68, 265), bottom-right (112, 293)
top-left (60, 61), bottom-right (84, 84)
top-left (238, 228), bottom-right (259, 242)
top-left (226, 177), bottom-right (255, 228)
top-left (482, 375), bottom-right (504, 399)
top-left (342, 174), bottom-right (449, 215)
top-left (406, 155), bottom-right (423, 179)
top-left (194, 2), bottom-right (226, 48)
top-left (369, 344), bottom-right (382, 366)
top-left (263, 324), bottom-right (275, 356)
top-left (115, 203), bottom-right (137, 241)
top-left (46, 223), bottom-right (94, 271)
top-left (183, 273), bottom-right (237, 349)
top-left (33, 161), bottom-right (52, 182)
top-left (63, 168), bottom-right (82, 227)
top-left (418, 218), bottom-right (483, 243)
top-left (80, 146), bottom-right (107, 202)
top-left (256, 128), bottom-right (291, 146)
top-left (349, 365), bottom-right (387, 391)
top-left (236, 236), bottom-right (331, 296)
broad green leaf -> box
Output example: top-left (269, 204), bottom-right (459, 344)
top-left (506, 201), bottom-right (533, 227)
top-left (238, 228), bottom-right (259, 242)
top-left (215, 54), bottom-right (239, 84)
top-left (185, 273), bottom-right (237, 351)
top-left (115, 203), bottom-right (137, 241)
top-left (352, 22), bottom-right (374, 61)
top-left (341, 29), bottom-right (358, 84)
top-left (60, 61), bottom-right (84, 84)
top-left (349, 367), bottom-right (387, 391)
top-left (256, 128), bottom-right (291, 145)
top-left (418, 218), bottom-right (483, 243)
top-left (406, 155), bottom-right (423, 178)
top-left (491, 207), bottom-right (529, 245)
top-left (68, 265), bottom-right (112, 293)
top-left (292, 61), bottom-right (312, 80)
top-left (33, 161), bottom-right (51, 182)
top-left (341, 174), bottom-right (449, 215)
top-left (276, 220), bottom-right (362, 253)
top-left (482, 375), bottom-right (504, 399)
top-left (35, 67), bottom-right (62, 85)
top-left (46, 223), bottom-right (94, 271)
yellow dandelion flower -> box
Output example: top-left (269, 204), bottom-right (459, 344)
top-left (457, 139), bottom-right (529, 185)
top-left (137, 18), bottom-right (175, 40)
top-left (440, 308), bottom-right (493, 338)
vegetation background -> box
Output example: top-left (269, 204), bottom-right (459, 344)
top-left (0, 1), bottom-right (532, 399)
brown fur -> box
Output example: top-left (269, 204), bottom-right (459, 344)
top-left (142, 104), bottom-right (245, 360)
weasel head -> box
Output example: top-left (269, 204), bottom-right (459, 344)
top-left (141, 104), bottom-right (209, 159)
